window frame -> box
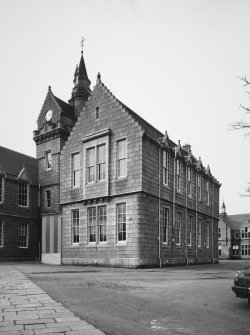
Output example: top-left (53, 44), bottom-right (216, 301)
top-left (187, 215), bottom-right (193, 246)
top-left (187, 166), bottom-right (192, 197)
top-left (117, 203), bottom-right (126, 242)
top-left (176, 159), bottom-right (181, 192)
top-left (197, 174), bottom-right (202, 201)
top-left (72, 209), bottom-right (80, 245)
top-left (116, 138), bottom-right (127, 179)
top-left (18, 223), bottom-right (29, 248)
top-left (46, 190), bottom-right (51, 208)
top-left (163, 207), bottom-right (170, 244)
top-left (45, 151), bottom-right (52, 170)
top-left (176, 211), bottom-right (182, 245)
top-left (163, 151), bottom-right (169, 186)
top-left (72, 152), bottom-right (80, 188)
top-left (87, 205), bottom-right (107, 244)
top-left (206, 181), bottom-right (211, 206)
top-left (18, 181), bottom-right (29, 207)
top-left (206, 221), bottom-right (210, 248)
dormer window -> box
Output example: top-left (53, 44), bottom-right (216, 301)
top-left (18, 181), bottom-right (28, 207)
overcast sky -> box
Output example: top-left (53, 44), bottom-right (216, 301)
top-left (0, 0), bottom-right (250, 214)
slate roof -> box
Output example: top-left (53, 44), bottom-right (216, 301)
top-left (220, 214), bottom-right (250, 230)
top-left (0, 146), bottom-right (38, 185)
top-left (54, 96), bottom-right (74, 119)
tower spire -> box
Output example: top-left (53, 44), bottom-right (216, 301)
top-left (69, 38), bottom-right (91, 118)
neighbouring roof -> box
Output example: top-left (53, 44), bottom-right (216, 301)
top-left (220, 214), bottom-right (250, 230)
top-left (0, 146), bottom-right (38, 185)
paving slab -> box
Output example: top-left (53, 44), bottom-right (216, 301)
top-left (0, 265), bottom-right (106, 335)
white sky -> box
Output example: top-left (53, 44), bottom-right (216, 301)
top-left (0, 0), bottom-right (250, 214)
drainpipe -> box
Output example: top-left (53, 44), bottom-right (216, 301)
top-left (185, 166), bottom-right (188, 265)
top-left (211, 182), bottom-right (214, 263)
top-left (172, 148), bottom-right (176, 260)
top-left (158, 145), bottom-right (162, 268)
top-left (195, 172), bottom-right (198, 262)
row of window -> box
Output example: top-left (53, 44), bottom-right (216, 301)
top-left (162, 208), bottom-right (210, 247)
top-left (163, 152), bottom-right (212, 204)
top-left (0, 221), bottom-right (29, 248)
top-left (71, 203), bottom-right (126, 244)
top-left (0, 177), bottom-right (29, 207)
top-left (219, 245), bottom-right (250, 257)
top-left (69, 204), bottom-right (211, 248)
top-left (218, 227), bottom-right (250, 240)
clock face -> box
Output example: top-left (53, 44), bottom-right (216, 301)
top-left (45, 109), bottom-right (53, 121)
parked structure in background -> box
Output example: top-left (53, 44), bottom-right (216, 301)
top-left (0, 146), bottom-right (39, 260)
top-left (33, 50), bottom-right (221, 267)
top-left (218, 201), bottom-right (250, 259)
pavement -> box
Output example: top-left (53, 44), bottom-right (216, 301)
top-left (0, 264), bottom-right (105, 335)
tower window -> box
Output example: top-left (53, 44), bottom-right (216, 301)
top-left (96, 106), bottom-right (100, 119)
top-left (46, 151), bottom-right (52, 170)
top-left (46, 190), bottom-right (51, 208)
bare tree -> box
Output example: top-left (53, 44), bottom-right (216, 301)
top-left (230, 76), bottom-right (250, 135)
top-left (231, 76), bottom-right (250, 196)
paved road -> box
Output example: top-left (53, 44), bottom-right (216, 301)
top-left (0, 265), bottom-right (105, 335)
top-left (4, 260), bottom-right (250, 335)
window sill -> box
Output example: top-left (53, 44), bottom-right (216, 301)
top-left (45, 169), bottom-right (52, 172)
top-left (18, 247), bottom-right (28, 249)
top-left (116, 241), bottom-right (127, 246)
top-left (115, 176), bottom-right (127, 182)
top-left (18, 205), bottom-right (29, 209)
top-left (71, 244), bottom-right (80, 247)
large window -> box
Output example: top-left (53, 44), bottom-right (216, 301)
top-left (176, 159), bottom-right (181, 192)
top-left (163, 208), bottom-right (169, 244)
top-left (117, 139), bottom-right (127, 178)
top-left (72, 209), bottom-right (79, 244)
top-left (87, 206), bottom-right (107, 243)
top-left (232, 245), bottom-right (239, 256)
top-left (187, 167), bottom-right (192, 197)
top-left (87, 148), bottom-right (95, 183)
top-left (117, 203), bottom-right (126, 241)
top-left (18, 223), bottom-right (28, 248)
top-left (176, 212), bottom-right (182, 245)
top-left (198, 218), bottom-right (202, 247)
top-left (206, 221), bottom-right (210, 248)
top-left (87, 145), bottom-right (106, 183)
top-left (18, 181), bottom-right (28, 207)
top-left (187, 216), bottom-right (193, 246)
top-left (0, 176), bottom-right (3, 203)
top-left (241, 244), bottom-right (250, 256)
top-left (163, 151), bottom-right (169, 186)
top-left (98, 206), bottom-right (107, 242)
top-left (197, 174), bottom-right (202, 201)
top-left (46, 151), bottom-right (52, 170)
top-left (97, 145), bottom-right (106, 181)
top-left (241, 227), bottom-right (250, 239)
top-left (72, 153), bottom-right (80, 187)
top-left (0, 221), bottom-right (3, 247)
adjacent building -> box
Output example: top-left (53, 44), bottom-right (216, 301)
top-left (218, 202), bottom-right (250, 259)
top-left (33, 51), bottom-right (221, 267)
top-left (0, 146), bottom-right (39, 260)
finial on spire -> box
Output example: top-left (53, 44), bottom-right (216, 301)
top-left (97, 72), bottom-right (101, 83)
top-left (80, 37), bottom-right (85, 54)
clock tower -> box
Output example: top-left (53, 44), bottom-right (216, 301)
top-left (33, 86), bottom-right (76, 264)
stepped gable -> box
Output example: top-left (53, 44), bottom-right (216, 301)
top-left (0, 146), bottom-right (38, 184)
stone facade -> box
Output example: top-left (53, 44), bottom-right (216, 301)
top-left (34, 52), bottom-right (221, 267)
top-left (0, 147), bottom-right (39, 260)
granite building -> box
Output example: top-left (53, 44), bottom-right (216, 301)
top-left (0, 146), bottom-right (39, 260)
top-left (33, 51), bottom-right (221, 267)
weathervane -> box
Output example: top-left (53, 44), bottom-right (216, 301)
top-left (80, 37), bottom-right (85, 53)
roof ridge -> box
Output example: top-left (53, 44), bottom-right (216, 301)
top-left (0, 146), bottom-right (36, 160)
